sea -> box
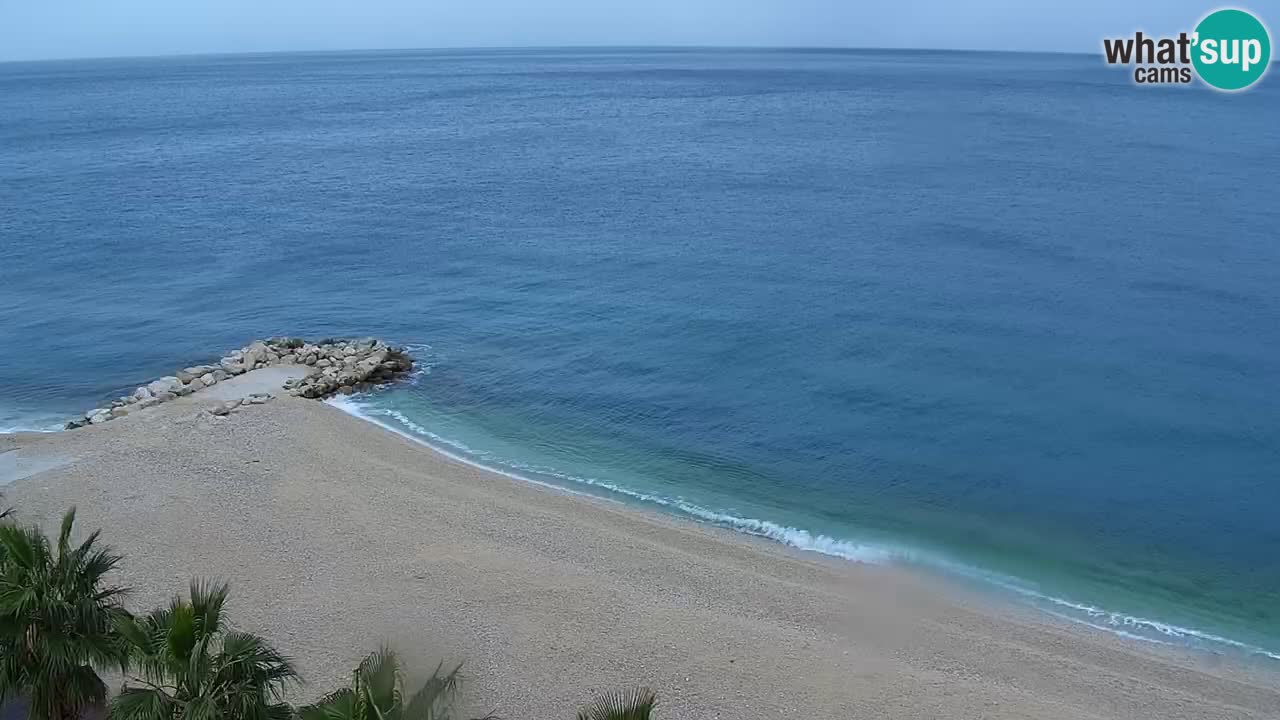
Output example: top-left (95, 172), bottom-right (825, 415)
top-left (2, 48), bottom-right (1278, 662)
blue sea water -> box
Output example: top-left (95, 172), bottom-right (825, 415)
top-left (2, 49), bottom-right (1279, 660)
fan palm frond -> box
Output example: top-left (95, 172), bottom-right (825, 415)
top-left (402, 661), bottom-right (465, 720)
top-left (356, 647), bottom-right (402, 713)
top-left (110, 688), bottom-right (174, 720)
top-left (110, 581), bottom-right (296, 720)
top-left (0, 508), bottom-right (129, 720)
top-left (575, 688), bottom-right (657, 720)
top-left (303, 649), bottom-right (482, 720)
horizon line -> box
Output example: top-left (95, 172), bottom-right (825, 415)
top-left (0, 43), bottom-right (1104, 66)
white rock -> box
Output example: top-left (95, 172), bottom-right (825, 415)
top-left (241, 342), bottom-right (268, 367)
top-left (69, 337), bottom-right (408, 428)
top-left (148, 377), bottom-right (179, 395)
top-left (208, 398), bottom-right (243, 416)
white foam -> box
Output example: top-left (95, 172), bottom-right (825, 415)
top-left (1039, 609), bottom-right (1176, 647)
top-left (325, 396), bottom-right (597, 500)
top-left (325, 394), bottom-right (1280, 663)
top-left (327, 397), bottom-right (968, 568)
top-left (398, 343), bottom-right (436, 383)
top-left (992, 582), bottom-right (1280, 661)
top-left (0, 417), bottom-right (67, 434)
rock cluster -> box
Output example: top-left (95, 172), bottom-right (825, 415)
top-left (65, 337), bottom-right (413, 429)
top-left (208, 393), bottom-right (274, 417)
top-left (282, 337), bottom-right (414, 399)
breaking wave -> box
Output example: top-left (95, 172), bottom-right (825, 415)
top-left (326, 393), bottom-right (1280, 664)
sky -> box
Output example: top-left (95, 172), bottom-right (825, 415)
top-left (0, 0), bottom-right (1276, 61)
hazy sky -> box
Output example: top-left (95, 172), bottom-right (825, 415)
top-left (0, 0), bottom-right (1275, 61)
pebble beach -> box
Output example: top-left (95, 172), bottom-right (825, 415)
top-left (2, 368), bottom-right (1277, 719)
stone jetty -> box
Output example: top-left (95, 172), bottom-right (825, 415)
top-left (66, 337), bottom-right (413, 429)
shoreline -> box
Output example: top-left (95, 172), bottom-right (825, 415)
top-left (325, 392), bottom-right (1280, 666)
top-left (3, 380), bottom-right (1277, 718)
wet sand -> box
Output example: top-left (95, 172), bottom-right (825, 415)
top-left (2, 386), bottom-right (1277, 719)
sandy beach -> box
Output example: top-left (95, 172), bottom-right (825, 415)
top-left (1, 386), bottom-right (1277, 719)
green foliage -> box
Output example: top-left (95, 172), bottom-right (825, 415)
top-left (299, 648), bottom-right (477, 720)
top-left (110, 581), bottom-right (296, 720)
top-left (0, 504), bottom-right (657, 720)
top-left (0, 508), bottom-right (130, 720)
top-left (575, 688), bottom-right (657, 720)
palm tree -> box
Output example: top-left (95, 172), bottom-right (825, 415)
top-left (110, 581), bottom-right (296, 720)
top-left (298, 649), bottom-right (475, 720)
top-left (575, 689), bottom-right (657, 720)
top-left (0, 507), bottom-right (130, 720)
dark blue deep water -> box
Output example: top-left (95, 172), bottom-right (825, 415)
top-left (2, 49), bottom-right (1278, 659)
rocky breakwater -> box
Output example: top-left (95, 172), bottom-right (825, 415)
top-left (283, 337), bottom-right (414, 398)
top-left (66, 337), bottom-right (414, 428)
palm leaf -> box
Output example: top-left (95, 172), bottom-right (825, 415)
top-left (263, 701), bottom-right (295, 720)
top-left (0, 508), bottom-right (129, 720)
top-left (114, 581), bottom-right (297, 720)
top-left (315, 650), bottom-right (488, 720)
top-left (0, 521), bottom-right (43, 571)
top-left (357, 647), bottom-right (401, 713)
top-left (575, 688), bottom-right (657, 720)
top-left (109, 688), bottom-right (174, 720)
top-left (217, 631), bottom-right (298, 694)
top-left (187, 580), bottom-right (229, 638)
top-left (299, 687), bottom-right (358, 720)
top-left (402, 661), bottom-right (465, 720)
top-left (184, 694), bottom-right (220, 720)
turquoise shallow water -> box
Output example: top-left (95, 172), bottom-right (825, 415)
top-left (1, 49), bottom-right (1278, 660)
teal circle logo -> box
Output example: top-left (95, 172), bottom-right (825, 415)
top-left (1192, 9), bottom-right (1271, 90)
